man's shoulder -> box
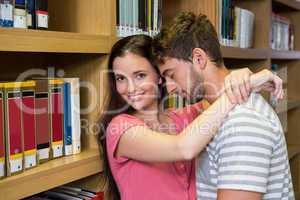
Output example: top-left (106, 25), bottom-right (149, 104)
top-left (214, 93), bottom-right (281, 145)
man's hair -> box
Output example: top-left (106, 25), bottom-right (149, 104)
top-left (153, 12), bottom-right (223, 67)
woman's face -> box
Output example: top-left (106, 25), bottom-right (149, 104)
top-left (113, 52), bottom-right (161, 111)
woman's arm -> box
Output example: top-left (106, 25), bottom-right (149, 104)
top-left (116, 70), bottom-right (282, 162)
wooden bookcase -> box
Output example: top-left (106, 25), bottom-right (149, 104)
top-left (163, 0), bottom-right (300, 199)
top-left (0, 0), bottom-right (116, 199)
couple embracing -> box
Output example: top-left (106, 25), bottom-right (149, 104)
top-left (99, 12), bottom-right (294, 200)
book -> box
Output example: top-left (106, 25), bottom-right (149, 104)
top-left (35, 79), bottom-right (50, 163)
top-left (63, 82), bottom-right (72, 156)
top-left (0, 0), bottom-right (14, 27)
top-left (3, 82), bottom-right (24, 176)
top-left (49, 79), bottom-right (64, 159)
top-left (14, 0), bottom-right (27, 28)
top-left (35, 0), bottom-right (48, 29)
top-left (64, 78), bottom-right (81, 155)
top-left (0, 83), bottom-right (5, 178)
top-left (26, 0), bottom-right (36, 29)
top-left (22, 81), bottom-right (37, 169)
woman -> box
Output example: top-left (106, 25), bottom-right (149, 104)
top-left (98, 35), bottom-right (282, 200)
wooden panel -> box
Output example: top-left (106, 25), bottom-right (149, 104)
top-left (234, 0), bottom-right (272, 49)
top-left (0, 28), bottom-right (110, 53)
top-left (271, 50), bottom-right (300, 60)
top-left (163, 0), bottom-right (217, 27)
top-left (221, 46), bottom-right (269, 59)
top-left (273, 0), bottom-right (300, 11)
top-left (48, 0), bottom-right (113, 35)
top-left (0, 149), bottom-right (102, 200)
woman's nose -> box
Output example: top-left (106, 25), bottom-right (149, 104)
top-left (127, 79), bottom-right (136, 93)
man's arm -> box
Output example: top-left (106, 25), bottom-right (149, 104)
top-left (217, 189), bottom-right (262, 200)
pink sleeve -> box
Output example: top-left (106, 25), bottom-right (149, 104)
top-left (169, 102), bottom-right (203, 132)
top-left (106, 114), bottom-right (145, 163)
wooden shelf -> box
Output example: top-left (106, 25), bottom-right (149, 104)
top-left (0, 28), bottom-right (111, 53)
top-left (0, 149), bottom-right (103, 200)
top-left (271, 50), bottom-right (300, 60)
top-left (221, 46), bottom-right (269, 59)
top-left (288, 144), bottom-right (300, 160)
top-left (273, 0), bottom-right (300, 11)
top-left (277, 100), bottom-right (300, 114)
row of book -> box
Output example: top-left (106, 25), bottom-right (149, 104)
top-left (0, 78), bottom-right (81, 178)
top-left (218, 0), bottom-right (255, 48)
top-left (271, 13), bottom-right (295, 51)
top-left (116, 0), bottom-right (163, 37)
top-left (0, 0), bottom-right (48, 29)
top-left (25, 186), bottom-right (104, 200)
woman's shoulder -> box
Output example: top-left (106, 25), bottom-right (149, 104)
top-left (106, 113), bottom-right (145, 134)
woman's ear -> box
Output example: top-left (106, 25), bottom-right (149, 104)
top-left (192, 48), bottom-right (208, 70)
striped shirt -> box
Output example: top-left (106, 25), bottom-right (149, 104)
top-left (196, 93), bottom-right (294, 200)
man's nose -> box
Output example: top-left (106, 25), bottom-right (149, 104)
top-left (166, 80), bottom-right (177, 94)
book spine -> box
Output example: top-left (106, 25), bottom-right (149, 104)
top-left (35, 92), bottom-right (50, 163)
top-left (0, 0), bottom-right (14, 27)
top-left (0, 90), bottom-right (4, 178)
top-left (22, 89), bottom-right (37, 169)
top-left (26, 0), bottom-right (35, 29)
top-left (50, 84), bottom-right (64, 158)
top-left (14, 0), bottom-right (27, 28)
top-left (63, 82), bottom-right (72, 156)
top-left (70, 79), bottom-right (81, 154)
top-left (35, 0), bottom-right (48, 29)
top-left (5, 90), bottom-right (23, 175)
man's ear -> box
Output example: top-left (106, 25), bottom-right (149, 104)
top-left (192, 48), bottom-right (208, 70)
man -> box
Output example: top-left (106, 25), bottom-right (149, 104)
top-left (153, 12), bottom-right (294, 200)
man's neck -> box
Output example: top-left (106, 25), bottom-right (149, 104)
top-left (204, 65), bottom-right (229, 104)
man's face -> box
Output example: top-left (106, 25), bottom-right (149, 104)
top-left (158, 57), bottom-right (205, 103)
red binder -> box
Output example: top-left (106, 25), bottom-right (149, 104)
top-left (49, 80), bottom-right (64, 158)
top-left (35, 80), bottom-right (50, 163)
top-left (4, 82), bottom-right (23, 176)
top-left (22, 81), bottom-right (37, 169)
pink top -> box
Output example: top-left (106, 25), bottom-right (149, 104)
top-left (106, 103), bottom-right (202, 200)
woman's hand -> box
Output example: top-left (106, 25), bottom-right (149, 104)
top-left (250, 69), bottom-right (284, 100)
top-left (224, 68), bottom-right (253, 104)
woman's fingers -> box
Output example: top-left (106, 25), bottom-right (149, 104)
top-left (225, 74), bottom-right (236, 104)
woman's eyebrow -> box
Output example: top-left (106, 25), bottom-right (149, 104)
top-left (133, 70), bottom-right (147, 75)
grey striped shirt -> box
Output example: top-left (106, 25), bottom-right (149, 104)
top-left (196, 93), bottom-right (294, 200)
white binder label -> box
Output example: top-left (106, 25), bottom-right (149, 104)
top-left (37, 13), bottom-right (48, 28)
top-left (14, 15), bottom-right (27, 28)
top-left (52, 144), bottom-right (63, 158)
top-left (10, 158), bottom-right (22, 174)
top-left (38, 148), bottom-right (50, 160)
top-left (64, 145), bottom-right (73, 156)
top-left (0, 4), bottom-right (13, 20)
top-left (25, 154), bottom-right (37, 169)
top-left (0, 161), bottom-right (4, 177)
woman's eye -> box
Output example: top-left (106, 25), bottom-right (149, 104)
top-left (136, 73), bottom-right (146, 79)
top-left (116, 76), bottom-right (125, 81)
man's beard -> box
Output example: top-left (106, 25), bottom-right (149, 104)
top-left (187, 76), bottom-right (205, 104)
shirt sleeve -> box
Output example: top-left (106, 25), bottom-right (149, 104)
top-left (171, 101), bottom-right (203, 126)
top-left (216, 108), bottom-right (278, 194)
top-left (106, 114), bottom-right (145, 163)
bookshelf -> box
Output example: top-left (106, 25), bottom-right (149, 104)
top-left (0, 0), bottom-right (116, 200)
top-left (0, 28), bottom-right (111, 53)
top-left (0, 149), bottom-right (102, 200)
